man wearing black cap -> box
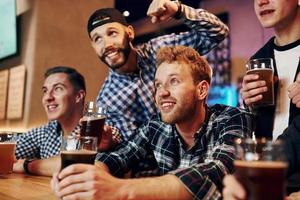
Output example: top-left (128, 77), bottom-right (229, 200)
top-left (87, 0), bottom-right (229, 141)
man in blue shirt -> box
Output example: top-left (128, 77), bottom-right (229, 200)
top-left (51, 46), bottom-right (252, 200)
top-left (88, 0), bottom-right (229, 140)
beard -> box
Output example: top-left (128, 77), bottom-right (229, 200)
top-left (99, 34), bottom-right (131, 71)
top-left (160, 93), bottom-right (198, 125)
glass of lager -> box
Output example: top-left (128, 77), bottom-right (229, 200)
top-left (246, 58), bottom-right (274, 106)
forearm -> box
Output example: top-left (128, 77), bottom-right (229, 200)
top-left (121, 174), bottom-right (192, 200)
top-left (182, 5), bottom-right (229, 37)
top-left (28, 156), bottom-right (61, 176)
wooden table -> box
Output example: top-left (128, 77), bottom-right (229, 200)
top-left (0, 173), bottom-right (57, 200)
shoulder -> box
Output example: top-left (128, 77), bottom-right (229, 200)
top-left (251, 37), bottom-right (275, 59)
top-left (26, 121), bottom-right (60, 135)
top-left (209, 104), bottom-right (252, 119)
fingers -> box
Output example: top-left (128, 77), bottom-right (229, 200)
top-left (223, 175), bottom-right (246, 200)
top-left (147, 0), bottom-right (177, 23)
top-left (241, 75), bottom-right (267, 106)
top-left (287, 191), bottom-right (300, 200)
top-left (58, 164), bottom-right (94, 181)
top-left (147, 0), bottom-right (166, 16)
top-left (288, 74), bottom-right (300, 108)
top-left (55, 164), bottom-right (98, 199)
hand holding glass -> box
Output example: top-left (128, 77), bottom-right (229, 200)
top-left (246, 58), bottom-right (274, 106)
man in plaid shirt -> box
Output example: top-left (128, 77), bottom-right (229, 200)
top-left (87, 0), bottom-right (229, 141)
top-left (13, 66), bottom-right (120, 176)
top-left (52, 46), bottom-right (252, 200)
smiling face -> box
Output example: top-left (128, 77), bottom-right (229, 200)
top-left (90, 22), bottom-right (133, 73)
top-left (42, 73), bottom-right (82, 124)
top-left (254, 0), bottom-right (299, 29)
top-left (154, 62), bottom-right (201, 124)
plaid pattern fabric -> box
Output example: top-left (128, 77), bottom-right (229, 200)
top-left (97, 105), bottom-right (253, 199)
top-left (15, 121), bottom-right (121, 159)
top-left (96, 4), bottom-right (229, 140)
top-left (15, 121), bottom-right (62, 159)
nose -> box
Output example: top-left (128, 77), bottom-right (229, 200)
top-left (43, 90), bottom-right (54, 103)
top-left (103, 36), bottom-right (114, 50)
top-left (156, 86), bottom-right (170, 99)
top-left (256, 0), bottom-right (269, 7)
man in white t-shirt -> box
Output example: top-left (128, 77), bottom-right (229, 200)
top-left (241, 0), bottom-right (300, 140)
top-left (223, 0), bottom-right (300, 199)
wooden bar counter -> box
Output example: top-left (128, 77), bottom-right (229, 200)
top-left (0, 173), bottom-right (57, 200)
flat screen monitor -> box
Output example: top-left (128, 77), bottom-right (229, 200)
top-left (0, 0), bottom-right (17, 60)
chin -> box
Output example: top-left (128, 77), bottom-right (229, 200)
top-left (46, 113), bottom-right (59, 121)
top-left (259, 19), bottom-right (276, 28)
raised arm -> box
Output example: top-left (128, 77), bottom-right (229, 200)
top-left (146, 0), bottom-right (229, 55)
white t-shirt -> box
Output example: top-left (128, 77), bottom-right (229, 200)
top-left (273, 42), bottom-right (300, 140)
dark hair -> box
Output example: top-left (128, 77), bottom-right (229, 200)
top-left (156, 46), bottom-right (212, 84)
top-left (44, 66), bottom-right (86, 92)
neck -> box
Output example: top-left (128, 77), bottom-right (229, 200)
top-left (274, 9), bottom-right (300, 46)
top-left (59, 108), bottom-right (83, 135)
top-left (116, 46), bottom-right (138, 74)
top-left (175, 104), bottom-right (206, 149)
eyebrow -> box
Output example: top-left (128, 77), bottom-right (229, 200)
top-left (41, 83), bottom-right (66, 91)
top-left (155, 73), bottom-right (179, 81)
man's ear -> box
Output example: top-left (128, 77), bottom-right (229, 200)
top-left (126, 25), bottom-right (135, 41)
top-left (76, 90), bottom-right (86, 103)
top-left (196, 80), bottom-right (209, 100)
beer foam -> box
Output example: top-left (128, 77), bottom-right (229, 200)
top-left (247, 68), bottom-right (272, 73)
top-left (61, 149), bottom-right (97, 155)
top-left (81, 116), bottom-right (106, 121)
top-left (234, 160), bottom-right (288, 169)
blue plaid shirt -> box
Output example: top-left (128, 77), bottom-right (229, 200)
top-left (97, 104), bottom-right (253, 199)
top-left (15, 121), bottom-right (81, 159)
top-left (96, 5), bottom-right (229, 140)
top-left (15, 121), bottom-right (63, 159)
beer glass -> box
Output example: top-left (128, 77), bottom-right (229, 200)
top-left (80, 101), bottom-right (106, 144)
top-left (0, 132), bottom-right (17, 174)
top-left (60, 135), bottom-right (97, 170)
top-left (234, 138), bottom-right (288, 200)
top-left (246, 58), bottom-right (274, 106)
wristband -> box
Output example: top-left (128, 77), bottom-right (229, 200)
top-left (23, 159), bottom-right (35, 174)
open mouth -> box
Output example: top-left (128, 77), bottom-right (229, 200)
top-left (160, 101), bottom-right (176, 112)
top-left (47, 104), bottom-right (58, 112)
top-left (260, 9), bottom-right (275, 16)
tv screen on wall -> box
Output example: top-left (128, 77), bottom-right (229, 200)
top-left (0, 0), bottom-right (17, 60)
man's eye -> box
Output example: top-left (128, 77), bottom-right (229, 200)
top-left (109, 31), bottom-right (118, 37)
top-left (94, 36), bottom-right (102, 43)
top-left (155, 83), bottom-right (162, 89)
top-left (170, 78), bottom-right (179, 85)
top-left (42, 89), bottom-right (47, 94)
top-left (54, 87), bottom-right (63, 92)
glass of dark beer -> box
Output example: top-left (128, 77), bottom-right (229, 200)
top-left (60, 135), bottom-right (98, 170)
top-left (246, 58), bottom-right (274, 106)
top-left (234, 138), bottom-right (288, 200)
top-left (80, 102), bottom-right (106, 144)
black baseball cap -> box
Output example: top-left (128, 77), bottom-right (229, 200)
top-left (87, 8), bottom-right (128, 35)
